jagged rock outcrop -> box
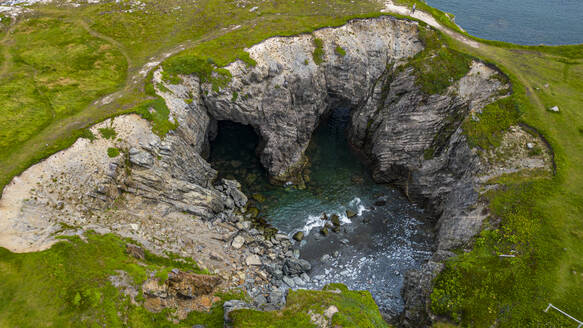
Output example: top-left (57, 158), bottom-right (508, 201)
top-left (142, 269), bottom-right (222, 318)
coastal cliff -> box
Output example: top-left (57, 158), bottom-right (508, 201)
top-left (0, 15), bottom-right (553, 326)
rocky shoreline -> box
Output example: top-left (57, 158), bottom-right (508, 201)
top-left (0, 15), bottom-right (553, 327)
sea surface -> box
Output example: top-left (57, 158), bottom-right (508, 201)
top-left (210, 108), bottom-right (434, 315)
top-left (426, 0), bottom-right (583, 45)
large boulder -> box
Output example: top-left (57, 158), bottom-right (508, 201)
top-left (283, 258), bottom-right (312, 276)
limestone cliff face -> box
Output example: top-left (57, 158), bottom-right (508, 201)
top-left (187, 16), bottom-right (505, 250)
top-left (128, 17), bottom-right (505, 254)
top-left (202, 17), bottom-right (423, 183)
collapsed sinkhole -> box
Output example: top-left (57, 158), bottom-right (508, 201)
top-left (207, 107), bottom-right (435, 318)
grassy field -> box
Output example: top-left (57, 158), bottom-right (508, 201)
top-left (0, 0), bottom-right (582, 327)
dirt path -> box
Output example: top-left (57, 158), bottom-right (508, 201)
top-left (381, 0), bottom-right (480, 48)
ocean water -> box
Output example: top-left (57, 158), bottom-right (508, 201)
top-left (209, 108), bottom-right (434, 314)
top-left (427, 0), bottom-right (583, 45)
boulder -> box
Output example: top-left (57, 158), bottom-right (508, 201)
top-left (223, 300), bottom-right (252, 324)
top-left (324, 305), bottom-right (339, 319)
top-left (374, 200), bottom-right (386, 206)
top-left (222, 179), bottom-right (248, 208)
top-left (246, 207), bottom-right (260, 218)
top-left (166, 270), bottom-right (222, 298)
top-left (292, 231), bottom-right (304, 241)
top-left (283, 258), bottom-right (311, 275)
top-left (231, 235), bottom-right (245, 249)
top-left (346, 209), bottom-right (356, 218)
top-left (282, 275), bottom-right (296, 288)
top-left (246, 254), bottom-right (262, 266)
top-left (330, 214), bottom-right (340, 226)
top-left (252, 193), bottom-right (266, 203)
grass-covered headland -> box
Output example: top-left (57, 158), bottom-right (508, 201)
top-left (0, 0), bottom-right (582, 327)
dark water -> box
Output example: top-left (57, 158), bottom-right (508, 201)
top-left (426, 0), bottom-right (583, 45)
top-left (209, 110), bottom-right (433, 314)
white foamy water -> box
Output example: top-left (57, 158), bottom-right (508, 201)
top-left (292, 197), bottom-right (373, 236)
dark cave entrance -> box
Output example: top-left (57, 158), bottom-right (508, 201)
top-left (208, 120), bottom-right (270, 195)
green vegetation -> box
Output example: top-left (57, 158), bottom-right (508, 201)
top-left (312, 38), bottom-right (325, 65)
top-left (80, 129), bottom-right (96, 141)
top-left (230, 284), bottom-right (390, 327)
top-left (407, 26), bottom-right (474, 94)
top-left (0, 233), bottom-right (389, 327)
top-left (0, 231), bottom-right (241, 327)
top-left (162, 56), bottom-right (233, 91)
top-left (462, 97), bottom-right (521, 149)
top-left (107, 147), bottom-right (120, 158)
top-left (393, 0), bottom-right (464, 34)
top-left (99, 127), bottom-right (117, 140)
top-left (335, 45), bottom-right (347, 57)
top-left (0, 17), bottom-right (126, 190)
top-left (133, 97), bottom-right (178, 137)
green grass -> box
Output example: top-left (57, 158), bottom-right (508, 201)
top-left (406, 26), bottom-right (474, 94)
top-left (335, 45), bottom-right (347, 57)
top-left (312, 38), bottom-right (325, 65)
top-left (133, 97), bottom-right (178, 137)
top-left (0, 0), bottom-right (383, 194)
top-left (107, 147), bottom-right (120, 158)
top-left (0, 1), bottom-right (581, 326)
top-left (0, 231), bottom-right (240, 327)
top-left (162, 55), bottom-right (233, 91)
top-left (0, 233), bottom-right (388, 327)
top-left (230, 283), bottom-right (391, 328)
top-left (462, 96), bottom-right (521, 149)
top-left (0, 17), bottom-right (126, 161)
top-left (99, 127), bottom-right (117, 140)
top-left (392, 0), bottom-right (465, 34)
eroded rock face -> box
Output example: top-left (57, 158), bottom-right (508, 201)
top-left (184, 16), bottom-right (505, 252)
top-left (201, 17), bottom-right (424, 184)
